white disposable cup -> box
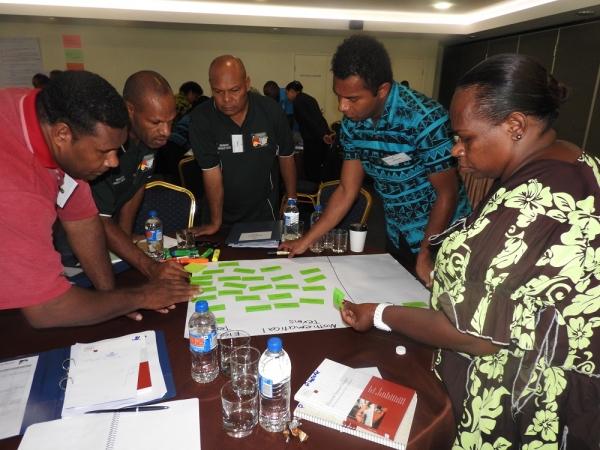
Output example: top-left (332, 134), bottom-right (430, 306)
top-left (349, 224), bottom-right (367, 253)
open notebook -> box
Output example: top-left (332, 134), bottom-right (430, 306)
top-left (18, 398), bottom-right (200, 450)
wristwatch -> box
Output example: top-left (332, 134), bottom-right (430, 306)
top-left (373, 303), bottom-right (392, 332)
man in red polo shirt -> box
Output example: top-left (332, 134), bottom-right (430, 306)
top-left (0, 71), bottom-right (199, 328)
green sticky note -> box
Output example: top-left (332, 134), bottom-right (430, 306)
top-left (260, 265), bottom-right (282, 272)
top-left (305, 274), bottom-right (326, 283)
top-left (209, 304), bottom-right (226, 312)
top-left (300, 267), bottom-right (321, 275)
top-left (242, 276), bottom-right (264, 281)
top-left (185, 263), bottom-right (207, 273)
top-left (223, 281), bottom-right (247, 289)
top-left (191, 280), bottom-right (213, 287)
top-left (203, 269), bottom-right (225, 275)
top-left (333, 287), bottom-right (346, 310)
top-left (302, 285), bottom-right (326, 291)
top-left (218, 289), bottom-right (244, 296)
top-left (190, 275), bottom-right (212, 282)
top-left (246, 305), bottom-right (272, 312)
top-left (268, 292), bottom-right (293, 300)
top-left (299, 297), bottom-right (325, 305)
top-left (249, 284), bottom-right (273, 291)
top-left (195, 294), bottom-right (217, 301)
top-left (219, 261), bottom-right (239, 267)
top-left (218, 276), bottom-right (241, 281)
top-left (403, 301), bottom-right (429, 308)
top-left (201, 286), bottom-right (216, 293)
top-left (64, 48), bottom-right (84, 62)
top-left (216, 317), bottom-right (225, 325)
top-left (273, 302), bottom-right (300, 309)
top-left (234, 267), bottom-right (256, 274)
top-left (274, 284), bottom-right (299, 290)
top-left (271, 274), bottom-right (293, 282)
top-left (236, 295), bottom-right (261, 301)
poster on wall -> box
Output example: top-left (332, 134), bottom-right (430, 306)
top-left (0, 38), bottom-right (43, 87)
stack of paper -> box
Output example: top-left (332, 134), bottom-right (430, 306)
top-left (62, 331), bottom-right (167, 416)
top-left (225, 221), bottom-right (281, 248)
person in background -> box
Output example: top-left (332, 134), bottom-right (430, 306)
top-left (285, 80), bottom-right (335, 183)
top-left (281, 35), bottom-right (470, 286)
top-left (263, 80), bottom-right (295, 129)
top-left (190, 56), bottom-right (297, 235)
top-left (31, 73), bottom-right (50, 89)
top-left (342, 54), bottom-right (600, 449)
top-left (155, 81), bottom-right (209, 181)
top-left (0, 70), bottom-right (198, 328)
top-left (90, 70), bottom-right (188, 288)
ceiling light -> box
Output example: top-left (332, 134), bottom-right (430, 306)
top-left (432, 2), bottom-right (453, 10)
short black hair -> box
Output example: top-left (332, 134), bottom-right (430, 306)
top-left (331, 35), bottom-right (393, 95)
top-left (285, 80), bottom-right (303, 92)
top-left (263, 81), bottom-right (279, 101)
top-left (458, 53), bottom-right (568, 129)
top-left (179, 81), bottom-right (203, 96)
top-left (32, 73), bottom-right (50, 89)
top-left (123, 70), bottom-right (172, 106)
top-left (36, 70), bottom-right (128, 137)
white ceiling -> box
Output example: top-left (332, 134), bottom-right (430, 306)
top-left (0, 0), bottom-right (598, 36)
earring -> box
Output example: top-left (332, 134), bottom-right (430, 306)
top-left (512, 134), bottom-right (522, 141)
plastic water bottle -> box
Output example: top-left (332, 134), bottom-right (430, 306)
top-left (283, 198), bottom-right (299, 241)
top-left (144, 210), bottom-right (163, 260)
top-left (189, 300), bottom-right (219, 383)
top-left (309, 204), bottom-right (324, 253)
top-left (258, 337), bottom-right (291, 432)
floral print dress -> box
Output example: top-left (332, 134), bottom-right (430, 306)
top-left (431, 153), bottom-right (600, 449)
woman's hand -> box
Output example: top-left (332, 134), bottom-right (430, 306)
top-left (340, 301), bottom-right (377, 332)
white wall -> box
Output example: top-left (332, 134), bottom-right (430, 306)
top-left (0, 17), bottom-right (441, 125)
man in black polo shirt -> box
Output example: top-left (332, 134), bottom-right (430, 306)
top-left (189, 55), bottom-right (297, 235)
top-left (91, 70), bottom-right (188, 286)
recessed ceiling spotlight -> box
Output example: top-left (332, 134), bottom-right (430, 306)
top-left (576, 9), bottom-right (596, 16)
top-left (432, 2), bottom-right (454, 10)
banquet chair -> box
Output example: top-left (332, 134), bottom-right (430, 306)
top-left (316, 180), bottom-right (373, 228)
top-left (133, 181), bottom-right (196, 236)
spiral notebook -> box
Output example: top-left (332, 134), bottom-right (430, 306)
top-left (294, 359), bottom-right (417, 450)
top-left (18, 398), bottom-right (200, 450)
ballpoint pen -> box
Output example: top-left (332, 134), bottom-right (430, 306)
top-left (85, 405), bottom-right (169, 414)
top-left (268, 250), bottom-right (290, 256)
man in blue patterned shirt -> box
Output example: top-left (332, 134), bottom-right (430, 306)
top-left (282, 35), bottom-right (470, 286)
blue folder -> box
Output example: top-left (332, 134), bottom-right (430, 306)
top-left (3, 330), bottom-right (175, 436)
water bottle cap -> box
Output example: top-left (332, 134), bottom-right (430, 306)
top-left (267, 336), bottom-right (282, 352)
top-left (287, 198), bottom-right (296, 206)
top-left (148, 210), bottom-right (158, 218)
top-left (315, 204), bottom-right (322, 212)
top-left (195, 300), bottom-right (208, 312)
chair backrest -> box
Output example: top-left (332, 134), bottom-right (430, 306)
top-left (317, 180), bottom-right (373, 228)
top-left (133, 181), bottom-right (196, 235)
top-left (178, 156), bottom-right (204, 204)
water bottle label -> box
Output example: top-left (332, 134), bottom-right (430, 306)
top-left (284, 212), bottom-right (298, 226)
top-left (145, 229), bottom-right (163, 242)
top-left (259, 375), bottom-right (274, 398)
top-left (189, 330), bottom-right (216, 353)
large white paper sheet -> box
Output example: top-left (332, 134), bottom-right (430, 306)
top-left (184, 254), bottom-right (430, 337)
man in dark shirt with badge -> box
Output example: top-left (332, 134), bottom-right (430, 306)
top-left (189, 55), bottom-right (297, 235)
top-left (91, 70), bottom-right (188, 285)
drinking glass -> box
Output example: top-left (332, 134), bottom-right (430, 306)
top-left (218, 330), bottom-right (251, 377)
top-left (230, 346), bottom-right (261, 394)
top-left (323, 230), bottom-right (334, 249)
top-left (176, 228), bottom-right (195, 249)
top-left (221, 377), bottom-right (258, 438)
top-left (332, 229), bottom-right (348, 253)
